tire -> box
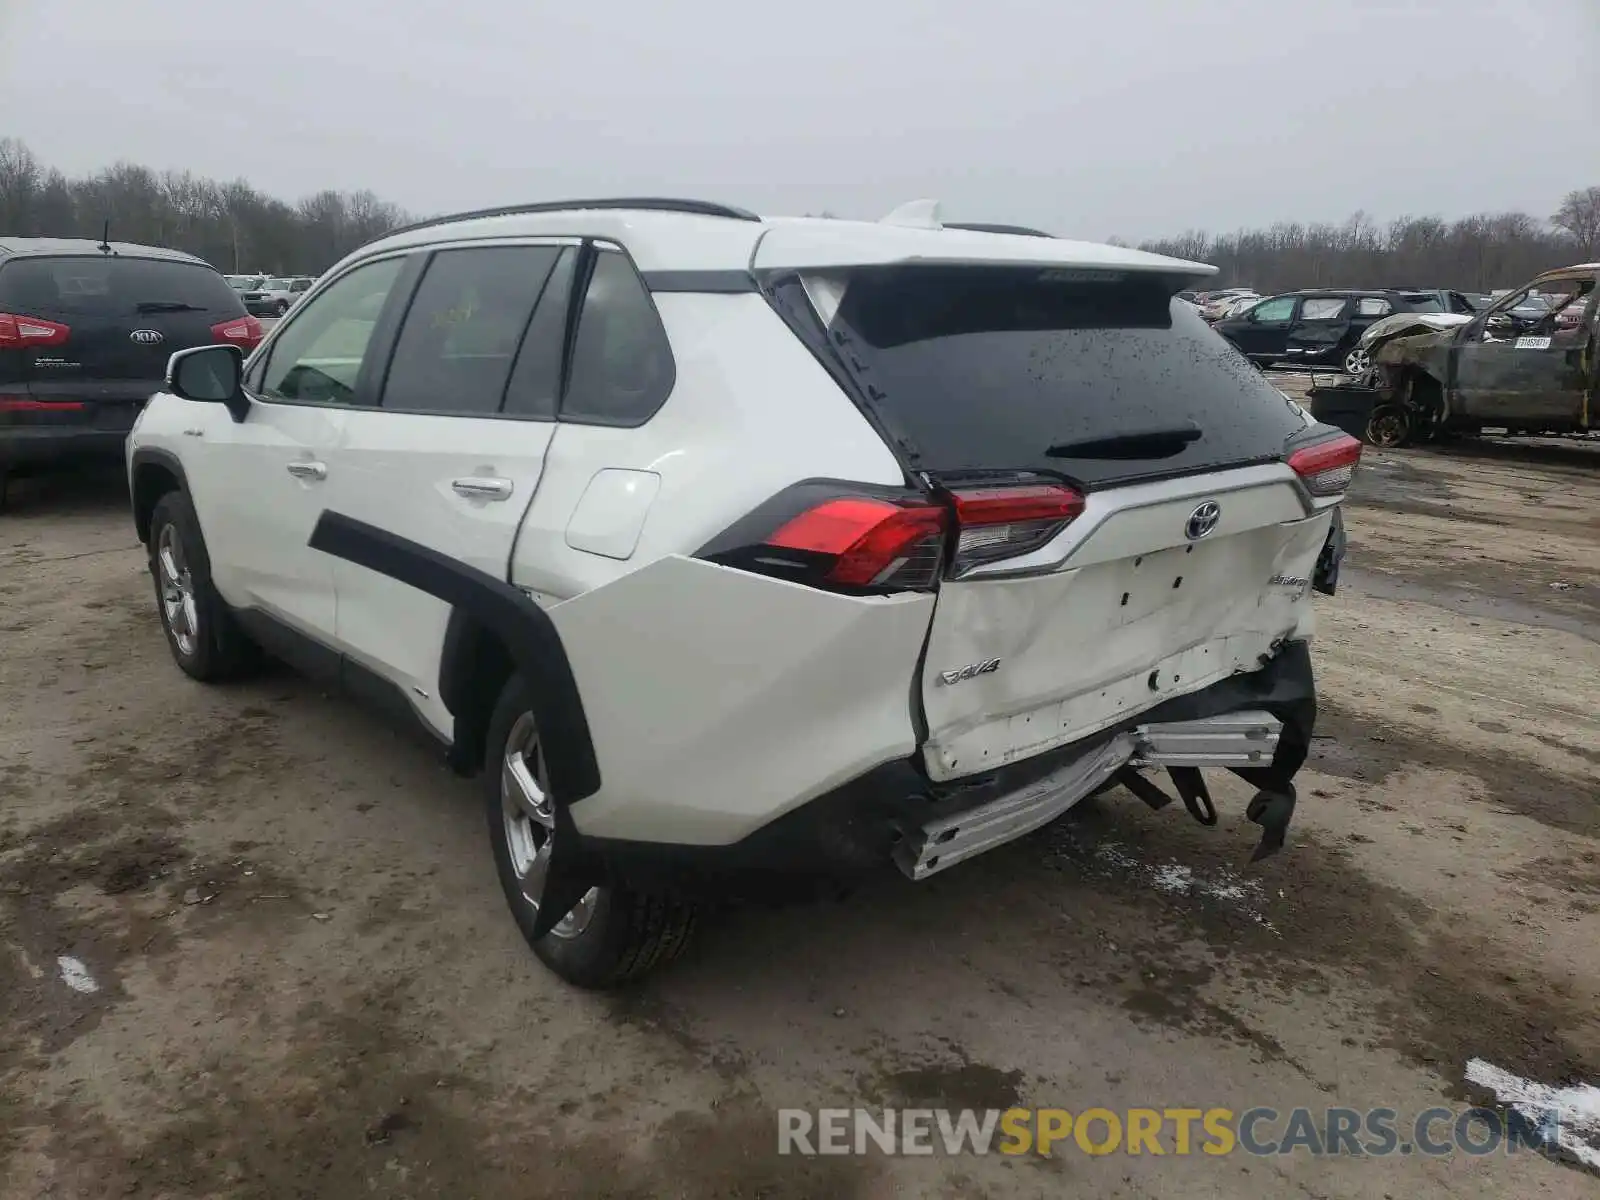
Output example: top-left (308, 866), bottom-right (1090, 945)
top-left (275, 300), bottom-right (289, 316)
top-left (147, 490), bottom-right (259, 681)
top-left (484, 675), bottom-right (696, 988)
top-left (1343, 346), bottom-right (1371, 377)
top-left (1364, 403), bottom-right (1411, 449)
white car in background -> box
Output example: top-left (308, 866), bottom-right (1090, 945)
top-left (127, 197), bottom-right (1356, 987)
top-left (241, 276), bottom-right (315, 317)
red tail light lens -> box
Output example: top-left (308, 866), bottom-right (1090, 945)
top-left (949, 482), bottom-right (1084, 573)
top-left (0, 313), bottom-right (71, 349)
top-left (768, 498), bottom-right (947, 588)
top-left (211, 315), bottom-right (263, 351)
top-left (1287, 434), bottom-right (1361, 497)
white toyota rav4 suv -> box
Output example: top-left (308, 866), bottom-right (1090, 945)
top-left (127, 198), bottom-right (1356, 988)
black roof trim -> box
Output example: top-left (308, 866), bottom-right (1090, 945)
top-left (944, 222), bottom-right (1055, 238)
top-left (384, 197), bottom-right (762, 240)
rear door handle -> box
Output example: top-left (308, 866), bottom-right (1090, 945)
top-left (286, 461), bottom-right (327, 481)
top-left (451, 476), bottom-right (514, 501)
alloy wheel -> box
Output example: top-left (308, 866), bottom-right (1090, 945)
top-left (500, 713), bottom-right (598, 939)
top-left (157, 524), bottom-right (200, 657)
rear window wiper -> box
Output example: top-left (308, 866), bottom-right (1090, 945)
top-left (135, 301), bottom-right (206, 313)
top-left (1045, 422), bottom-right (1202, 460)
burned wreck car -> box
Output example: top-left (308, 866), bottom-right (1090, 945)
top-left (1308, 263), bottom-right (1598, 447)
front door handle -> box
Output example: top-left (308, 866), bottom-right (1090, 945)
top-left (451, 476), bottom-right (514, 501)
top-left (286, 461), bottom-right (327, 481)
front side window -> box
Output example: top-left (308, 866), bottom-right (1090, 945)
top-left (380, 245), bottom-right (562, 416)
top-left (1299, 297), bottom-right (1348, 321)
top-left (1249, 297), bottom-right (1296, 323)
top-left (257, 256), bottom-right (404, 405)
top-left (560, 249), bottom-right (676, 425)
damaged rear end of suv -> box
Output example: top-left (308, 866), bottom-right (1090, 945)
top-left (191, 203), bottom-right (1356, 987)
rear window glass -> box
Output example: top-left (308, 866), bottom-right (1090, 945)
top-left (0, 256), bottom-right (245, 317)
top-left (1400, 293), bottom-right (1444, 313)
top-left (808, 265), bottom-right (1308, 489)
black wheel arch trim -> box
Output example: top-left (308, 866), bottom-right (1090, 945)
top-left (306, 510), bottom-right (601, 804)
top-left (129, 446), bottom-right (190, 544)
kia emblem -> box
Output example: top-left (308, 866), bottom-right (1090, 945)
top-left (1185, 501), bottom-right (1221, 540)
top-left (130, 329), bottom-right (164, 346)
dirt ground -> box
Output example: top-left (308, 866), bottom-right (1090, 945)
top-left (2, 387), bottom-right (1597, 1199)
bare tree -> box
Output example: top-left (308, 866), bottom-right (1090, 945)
top-left (1552, 186), bottom-right (1600, 257)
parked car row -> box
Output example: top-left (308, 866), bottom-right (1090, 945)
top-left (1210, 287), bottom-right (1481, 376)
top-left (1310, 262), bottom-right (1599, 446)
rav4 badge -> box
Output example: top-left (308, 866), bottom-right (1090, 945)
top-left (937, 658), bottom-right (1001, 686)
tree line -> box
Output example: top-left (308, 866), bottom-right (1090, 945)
top-left (1136, 188), bottom-right (1600, 295)
top-left (3, 136), bottom-right (1597, 292)
top-left (0, 138), bottom-right (415, 275)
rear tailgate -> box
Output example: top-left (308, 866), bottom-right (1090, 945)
top-left (0, 254), bottom-right (250, 432)
top-left (755, 248), bottom-right (1344, 782)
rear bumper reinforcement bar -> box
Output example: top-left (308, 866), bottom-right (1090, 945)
top-left (893, 709), bottom-right (1282, 881)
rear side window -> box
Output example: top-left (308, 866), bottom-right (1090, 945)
top-left (1399, 293), bottom-right (1444, 313)
top-left (806, 265), bottom-right (1308, 489)
top-left (560, 249), bottom-right (675, 426)
top-left (380, 245), bottom-right (562, 416)
top-left (1300, 298), bottom-right (1348, 321)
top-left (0, 256), bottom-right (245, 318)
top-left (1355, 297), bottom-right (1392, 317)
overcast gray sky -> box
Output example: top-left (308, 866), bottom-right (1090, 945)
top-left (3, 0), bottom-right (1596, 240)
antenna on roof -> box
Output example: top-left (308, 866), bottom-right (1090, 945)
top-left (97, 220), bottom-right (112, 255)
top-left (880, 199), bottom-right (943, 230)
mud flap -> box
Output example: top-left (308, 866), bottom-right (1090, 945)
top-left (307, 512), bottom-right (605, 939)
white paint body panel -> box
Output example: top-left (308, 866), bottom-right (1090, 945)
top-left (548, 556), bottom-right (934, 843)
top-left (321, 410), bottom-right (554, 736)
top-left (919, 468), bottom-right (1330, 781)
top-left (149, 396), bottom-right (341, 638)
top-left (510, 293), bottom-right (904, 604)
top-left (564, 469), bottom-right (660, 560)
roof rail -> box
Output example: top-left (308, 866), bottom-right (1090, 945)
top-left (383, 197), bottom-right (762, 239)
top-left (944, 222), bottom-right (1055, 238)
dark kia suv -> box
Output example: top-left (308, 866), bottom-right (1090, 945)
top-left (0, 238), bottom-right (262, 494)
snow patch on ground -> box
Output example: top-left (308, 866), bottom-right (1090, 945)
top-left (1464, 1058), bottom-right (1600, 1171)
top-left (1094, 842), bottom-right (1277, 930)
top-left (57, 956), bottom-right (98, 994)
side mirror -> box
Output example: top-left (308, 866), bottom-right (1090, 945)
top-left (167, 344), bottom-right (249, 423)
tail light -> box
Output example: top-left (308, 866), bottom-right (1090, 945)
top-left (699, 479), bottom-right (1085, 594)
top-left (0, 313), bottom-right (71, 349)
top-left (948, 483), bottom-right (1084, 574)
top-left (1287, 434), bottom-right (1361, 497)
top-left (768, 497), bottom-right (947, 589)
top-left (211, 315), bottom-right (263, 351)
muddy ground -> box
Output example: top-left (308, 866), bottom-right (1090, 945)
top-left (1, 390), bottom-right (1597, 1198)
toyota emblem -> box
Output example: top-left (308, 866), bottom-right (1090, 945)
top-left (1185, 501), bottom-right (1221, 540)
top-left (130, 329), bottom-right (164, 346)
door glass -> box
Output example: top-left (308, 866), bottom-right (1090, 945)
top-left (257, 257), bottom-right (405, 404)
top-left (1248, 297), bottom-right (1295, 322)
top-left (1355, 296), bottom-right (1392, 318)
top-left (381, 245), bottom-right (562, 415)
top-left (1299, 297), bottom-right (1348, 321)
top-left (502, 247), bottom-right (576, 419)
top-left (560, 249), bottom-right (676, 426)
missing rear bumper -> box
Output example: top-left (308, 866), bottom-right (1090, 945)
top-left (894, 710), bottom-right (1283, 880)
